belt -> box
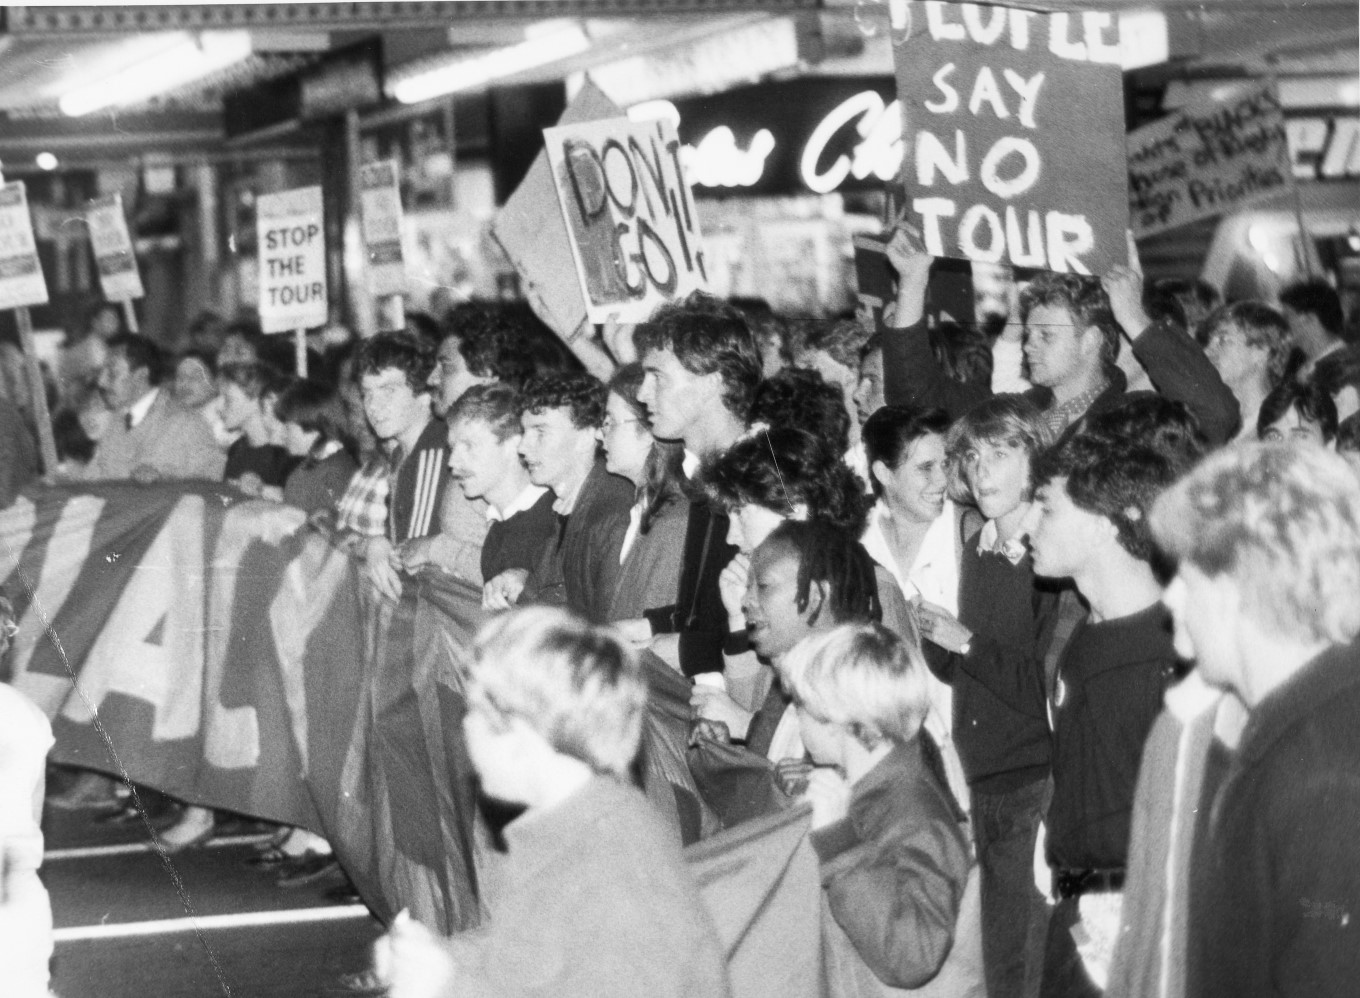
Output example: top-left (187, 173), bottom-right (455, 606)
top-left (1053, 867), bottom-right (1125, 899)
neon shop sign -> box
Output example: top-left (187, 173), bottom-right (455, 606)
top-left (681, 90), bottom-right (906, 195)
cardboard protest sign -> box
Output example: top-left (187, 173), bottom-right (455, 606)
top-left (492, 80), bottom-right (622, 343)
top-left (896, 2), bottom-right (1128, 275)
top-left (543, 115), bottom-right (708, 323)
top-left (86, 194), bottom-right (144, 302)
top-left (256, 186), bottom-right (327, 334)
top-left (358, 160), bottom-right (407, 297)
top-left (1127, 80), bottom-right (1289, 238)
top-left (0, 182), bottom-right (49, 310)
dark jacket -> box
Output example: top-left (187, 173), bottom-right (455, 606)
top-left (882, 317), bottom-right (1241, 446)
top-left (607, 491), bottom-right (690, 622)
top-left (390, 417), bottom-right (451, 542)
top-left (1188, 639), bottom-right (1360, 998)
top-left (524, 459), bottom-right (633, 624)
top-left (813, 739), bottom-right (985, 996)
top-left (644, 496), bottom-right (737, 677)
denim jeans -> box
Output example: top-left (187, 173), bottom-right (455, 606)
top-left (972, 776), bottom-right (1052, 998)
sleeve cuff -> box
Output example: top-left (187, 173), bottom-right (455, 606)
top-left (811, 816), bottom-right (862, 864)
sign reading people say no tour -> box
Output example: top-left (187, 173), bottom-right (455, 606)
top-left (544, 116), bottom-right (707, 323)
top-left (897, 2), bottom-right (1128, 274)
top-left (256, 185), bottom-right (328, 334)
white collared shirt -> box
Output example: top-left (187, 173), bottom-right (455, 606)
top-left (618, 500), bottom-right (645, 564)
top-left (682, 448), bottom-right (701, 480)
top-left (551, 472), bottom-right (589, 516)
top-left (860, 499), bottom-right (960, 616)
top-left (486, 484), bottom-right (548, 523)
top-left (977, 519), bottom-right (1027, 565)
top-left (125, 388), bottom-right (159, 429)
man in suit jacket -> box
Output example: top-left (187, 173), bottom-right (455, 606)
top-left (85, 333), bottom-right (225, 483)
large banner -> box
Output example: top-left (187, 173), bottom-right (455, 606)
top-left (896, 1), bottom-right (1128, 275)
top-left (1127, 80), bottom-right (1290, 238)
top-left (543, 115), bottom-right (708, 323)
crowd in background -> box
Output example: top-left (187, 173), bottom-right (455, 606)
top-left (3, 228), bottom-right (1360, 998)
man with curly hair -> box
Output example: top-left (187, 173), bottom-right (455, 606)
top-left (482, 373), bottom-right (632, 624)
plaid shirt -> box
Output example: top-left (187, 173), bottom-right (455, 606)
top-left (333, 452), bottom-right (392, 539)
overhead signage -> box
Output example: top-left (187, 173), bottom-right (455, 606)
top-left (358, 160), bottom-right (407, 297)
top-left (86, 193), bottom-right (144, 301)
top-left (0, 181), bottom-right (49, 310)
top-left (255, 186), bottom-right (327, 334)
top-left (543, 115), bottom-right (708, 323)
top-left (896, 1), bottom-right (1129, 274)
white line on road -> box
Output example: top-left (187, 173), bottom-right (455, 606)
top-left (44, 834), bottom-right (274, 861)
top-left (54, 904), bottom-right (374, 941)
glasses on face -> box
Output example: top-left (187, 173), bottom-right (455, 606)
top-left (601, 416), bottom-right (643, 434)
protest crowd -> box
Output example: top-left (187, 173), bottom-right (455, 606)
top-left (0, 7), bottom-right (1358, 998)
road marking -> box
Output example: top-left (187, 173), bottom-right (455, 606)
top-left (54, 904), bottom-right (373, 941)
top-left (44, 834), bottom-right (275, 861)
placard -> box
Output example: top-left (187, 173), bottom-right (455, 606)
top-left (0, 181), bottom-right (49, 310)
top-left (1127, 80), bottom-right (1290, 238)
top-left (896, 2), bottom-right (1128, 275)
top-left (358, 160), bottom-right (407, 297)
top-left (86, 193), bottom-right (144, 301)
top-left (255, 186), bottom-right (327, 334)
top-left (491, 81), bottom-right (623, 343)
top-left (543, 115), bottom-right (707, 323)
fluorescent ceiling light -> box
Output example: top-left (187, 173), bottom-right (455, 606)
top-left (60, 31), bottom-right (252, 117)
top-left (392, 24), bottom-right (590, 104)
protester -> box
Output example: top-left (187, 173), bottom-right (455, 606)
top-left (917, 430), bottom-right (1182, 997)
top-left (85, 332), bottom-right (226, 482)
top-left (276, 379), bottom-right (359, 516)
top-left (853, 334), bottom-right (885, 426)
top-left (218, 362), bottom-right (297, 500)
top-left (372, 607), bottom-right (731, 998)
top-left (881, 231), bottom-right (1240, 446)
top-left (635, 292), bottom-right (763, 674)
top-left (422, 382), bottom-right (553, 586)
top-left (1308, 342), bottom-right (1360, 424)
top-left (940, 394), bottom-right (1057, 998)
top-left (786, 622), bottom-right (984, 997)
top-left (1256, 377), bottom-right (1338, 447)
top-left (333, 332), bottom-right (452, 602)
top-left (1201, 302), bottom-right (1292, 441)
top-left (0, 595), bottom-right (55, 998)
top-left (600, 363), bottom-right (690, 624)
top-left (1150, 443), bottom-right (1360, 998)
top-left (1280, 277), bottom-right (1348, 379)
top-left (794, 317), bottom-right (871, 448)
top-left (0, 396), bottom-right (39, 505)
top-left (860, 403), bottom-right (970, 806)
top-left (500, 372), bottom-right (633, 623)
top-left (749, 367), bottom-right (854, 457)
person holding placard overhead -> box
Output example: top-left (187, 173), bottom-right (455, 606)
top-left (880, 230), bottom-right (1240, 448)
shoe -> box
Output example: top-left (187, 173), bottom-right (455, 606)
top-left (159, 806), bottom-right (216, 854)
top-left (47, 772), bottom-right (120, 811)
top-left (244, 846), bottom-right (290, 869)
top-left (331, 969), bottom-right (387, 995)
top-left (276, 852), bottom-right (341, 889)
top-left (324, 879), bottom-right (363, 905)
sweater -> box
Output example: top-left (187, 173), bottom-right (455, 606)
top-left (482, 489), bottom-right (557, 582)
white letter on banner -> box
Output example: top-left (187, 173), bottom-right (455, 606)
top-left (925, 64), bottom-right (960, 115)
top-left (968, 67), bottom-right (1010, 121)
top-left (960, 205), bottom-right (1005, 263)
top-left (63, 495), bottom-right (207, 742)
top-left (981, 137), bottom-right (1041, 199)
top-left (1049, 13), bottom-right (1087, 61)
top-left (1008, 8), bottom-right (1034, 50)
top-left (962, 3), bottom-right (1008, 45)
top-left (916, 130), bottom-right (969, 187)
top-left (914, 197), bottom-right (957, 255)
top-left (1004, 70), bottom-right (1046, 129)
top-left (1046, 212), bottom-right (1095, 274)
top-left (1005, 207), bottom-right (1048, 268)
top-left (926, 1), bottom-right (966, 41)
top-left (1083, 12), bottom-right (1123, 65)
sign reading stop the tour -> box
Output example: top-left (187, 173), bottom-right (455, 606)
top-left (0, 181), bottom-right (49, 310)
top-left (256, 186), bottom-right (328, 334)
top-left (543, 116), bottom-right (708, 323)
top-left (896, 2), bottom-right (1128, 275)
top-left (87, 194), bottom-right (144, 302)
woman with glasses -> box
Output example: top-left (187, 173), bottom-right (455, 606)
top-left (601, 363), bottom-right (692, 629)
